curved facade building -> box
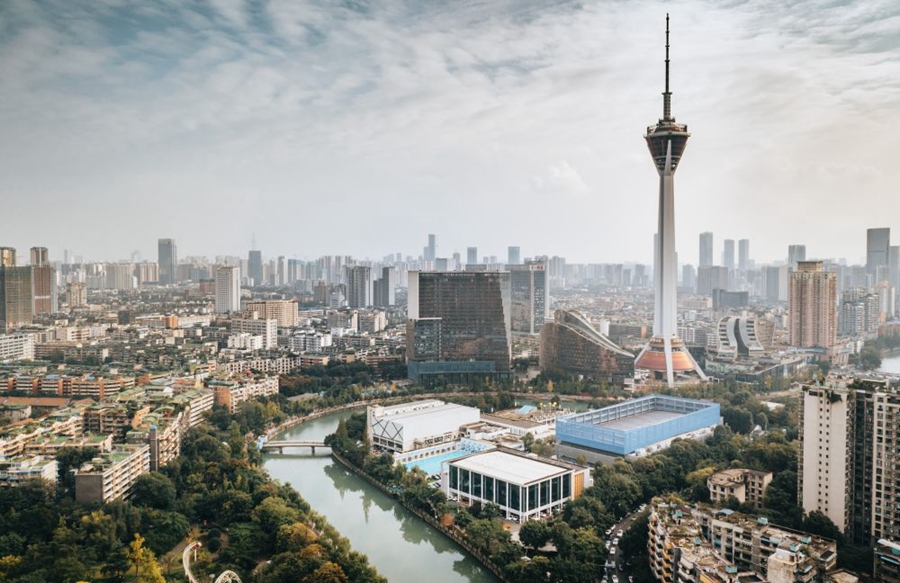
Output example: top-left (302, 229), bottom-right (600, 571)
top-left (715, 316), bottom-right (764, 359)
top-left (540, 309), bottom-right (634, 384)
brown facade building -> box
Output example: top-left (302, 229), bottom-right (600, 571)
top-left (539, 309), bottom-right (634, 384)
top-left (789, 261), bottom-right (837, 349)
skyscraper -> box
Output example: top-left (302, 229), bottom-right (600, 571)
top-left (507, 246), bottom-right (521, 266)
top-left (215, 266), bottom-right (241, 313)
top-left (407, 270), bottom-right (512, 385)
top-left (788, 244), bottom-right (806, 270)
top-left (466, 247), bottom-right (478, 266)
top-left (157, 238), bottom-right (177, 285)
top-left (789, 261), bottom-right (837, 349)
top-left (0, 266), bottom-right (33, 330)
top-left (0, 248), bottom-right (15, 268)
top-left (698, 232), bottom-right (713, 267)
top-left (346, 265), bottom-right (372, 308)
top-left (248, 250), bottom-right (263, 286)
top-left (374, 265), bottom-right (397, 307)
top-left (29, 247), bottom-right (48, 266)
top-left (738, 239), bottom-right (750, 272)
top-left (509, 259), bottom-right (549, 335)
top-left (866, 227), bottom-right (890, 275)
top-left (634, 15), bottom-right (706, 387)
top-left (722, 239), bottom-right (735, 271)
top-left (424, 234), bottom-right (436, 262)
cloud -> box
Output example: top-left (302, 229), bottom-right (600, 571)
top-left (0, 0), bottom-right (898, 263)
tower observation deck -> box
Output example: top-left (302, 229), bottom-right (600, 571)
top-left (634, 14), bottom-right (707, 387)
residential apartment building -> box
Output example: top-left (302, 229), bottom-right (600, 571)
top-left (509, 259), bottom-right (549, 335)
top-left (0, 334), bottom-right (35, 362)
top-left (789, 261), bottom-right (838, 349)
top-left (231, 316), bottom-right (277, 349)
top-left (211, 376), bottom-right (279, 413)
top-left (75, 444), bottom-right (150, 504)
top-left (244, 299), bottom-right (298, 327)
top-left (707, 468), bottom-right (773, 509)
top-left (215, 265), bottom-right (241, 313)
top-left (799, 377), bottom-right (900, 545)
top-left (0, 266), bottom-right (33, 330)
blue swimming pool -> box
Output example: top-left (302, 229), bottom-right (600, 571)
top-left (405, 450), bottom-right (469, 476)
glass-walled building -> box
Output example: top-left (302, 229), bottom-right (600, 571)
top-left (443, 450), bottom-right (590, 522)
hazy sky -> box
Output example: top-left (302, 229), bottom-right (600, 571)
top-left (1, 0), bottom-right (898, 265)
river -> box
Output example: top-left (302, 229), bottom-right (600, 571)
top-left (880, 354), bottom-right (900, 374)
top-left (262, 409), bottom-right (498, 583)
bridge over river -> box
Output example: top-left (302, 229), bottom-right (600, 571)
top-left (259, 440), bottom-right (328, 454)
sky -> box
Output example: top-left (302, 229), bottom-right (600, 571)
top-left (1, 0), bottom-right (899, 266)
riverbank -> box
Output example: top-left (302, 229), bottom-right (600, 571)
top-left (330, 450), bottom-right (510, 583)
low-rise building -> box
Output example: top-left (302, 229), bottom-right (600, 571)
top-left (211, 376), bottom-right (279, 414)
top-left (0, 455), bottom-right (58, 485)
top-left (443, 449), bottom-right (590, 522)
top-left (0, 333), bottom-right (35, 362)
top-left (876, 539), bottom-right (900, 583)
top-left (367, 400), bottom-right (481, 453)
top-left (74, 444), bottom-right (150, 504)
top-left (707, 468), bottom-right (773, 509)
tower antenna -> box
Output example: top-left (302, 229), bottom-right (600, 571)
top-left (663, 13), bottom-right (672, 121)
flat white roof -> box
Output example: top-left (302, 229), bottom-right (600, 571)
top-left (378, 399), bottom-right (444, 415)
top-left (451, 451), bottom-right (568, 485)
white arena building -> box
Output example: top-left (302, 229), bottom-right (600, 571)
top-left (367, 400), bottom-right (481, 453)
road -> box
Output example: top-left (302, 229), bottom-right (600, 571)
top-left (604, 507), bottom-right (646, 583)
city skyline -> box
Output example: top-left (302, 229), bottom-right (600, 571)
top-left (2, 1), bottom-right (899, 263)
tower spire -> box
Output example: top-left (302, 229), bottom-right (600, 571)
top-left (663, 13), bottom-right (672, 121)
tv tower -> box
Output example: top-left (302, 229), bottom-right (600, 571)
top-left (635, 14), bottom-right (707, 387)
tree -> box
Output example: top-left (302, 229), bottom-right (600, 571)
top-left (131, 472), bottom-right (177, 510)
top-left (519, 520), bottom-right (551, 552)
top-left (304, 561), bottom-right (348, 583)
top-left (126, 533), bottom-right (165, 583)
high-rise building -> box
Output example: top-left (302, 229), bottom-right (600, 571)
top-left (799, 378), bottom-right (900, 545)
top-left (633, 16), bottom-right (706, 387)
top-left (0, 266), bottom-right (33, 330)
top-left (722, 239), bottom-right (735, 271)
top-left (789, 261), bottom-right (837, 349)
top-left (374, 266), bottom-right (396, 308)
top-left (765, 266), bottom-right (781, 302)
top-left (32, 265), bottom-right (57, 316)
top-left (738, 239), bottom-right (750, 272)
top-left (788, 244), bottom-right (806, 270)
top-left (157, 238), bottom-right (177, 285)
top-left (424, 234), bottom-right (436, 262)
top-left (681, 264), bottom-right (695, 290)
top-left (407, 270), bottom-right (512, 385)
top-left (215, 266), bottom-right (241, 314)
top-left (866, 227), bottom-right (891, 275)
top-left (696, 266), bottom-right (728, 296)
top-left (0, 248), bottom-right (15, 268)
top-left (346, 265), bottom-right (372, 308)
top-left (698, 232), bottom-right (713, 268)
top-left (247, 250), bottom-right (263, 286)
top-left (507, 246), bottom-right (520, 266)
top-left (509, 259), bottom-right (549, 335)
top-left (66, 282), bottom-right (87, 307)
top-left (466, 247), bottom-right (478, 266)
top-left (29, 247), bottom-right (48, 266)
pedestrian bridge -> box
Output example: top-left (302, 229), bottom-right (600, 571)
top-left (259, 440), bottom-right (328, 454)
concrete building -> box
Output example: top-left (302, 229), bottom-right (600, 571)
top-left (374, 265), bottom-right (397, 308)
top-left (799, 377), bottom-right (900, 545)
top-left (32, 263), bottom-right (57, 315)
top-left (699, 232), bottom-right (714, 268)
top-left (738, 239), bottom-right (750, 272)
top-left (407, 270), bottom-right (512, 385)
top-left (157, 238), bottom-right (177, 285)
top-left (0, 455), bottom-right (58, 485)
top-left (539, 309), bottom-right (634, 384)
top-left (788, 245), bottom-right (807, 270)
top-left (0, 266), bottom-right (33, 330)
top-left (74, 444), bottom-right (150, 504)
top-left (697, 266), bottom-right (729, 296)
top-left (722, 239), bottom-right (735, 271)
top-left (707, 468), bottom-right (772, 508)
top-left (875, 539), bottom-right (900, 583)
top-left (649, 497), bottom-right (838, 583)
top-left (444, 449), bottom-right (590, 522)
top-left (347, 265), bottom-right (373, 308)
top-left (466, 247), bottom-right (478, 267)
top-left (789, 261), bottom-right (837, 350)
top-left (634, 20), bottom-right (706, 388)
top-left (0, 248), bottom-right (14, 268)
top-left (867, 227), bottom-right (890, 275)
top-left (509, 259), bottom-right (549, 335)
top-left (424, 234), bottom-right (437, 262)
top-left (366, 400), bottom-right (480, 453)
top-left (231, 316), bottom-right (277, 349)
top-left (507, 246), bottom-right (520, 266)
top-left (0, 334), bottom-right (35, 362)
top-left (556, 395), bottom-right (720, 462)
top-left (211, 376), bottom-right (279, 414)
top-left (714, 317), bottom-right (764, 359)
top-left (215, 265), bottom-right (241, 313)
top-left (245, 299), bottom-right (298, 327)
top-left (248, 250), bottom-right (263, 286)
top-left (66, 282), bottom-right (87, 307)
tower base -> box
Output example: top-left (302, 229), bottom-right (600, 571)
top-left (635, 335), bottom-right (707, 388)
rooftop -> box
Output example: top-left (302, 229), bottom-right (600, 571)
top-left (451, 450), bottom-right (569, 485)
